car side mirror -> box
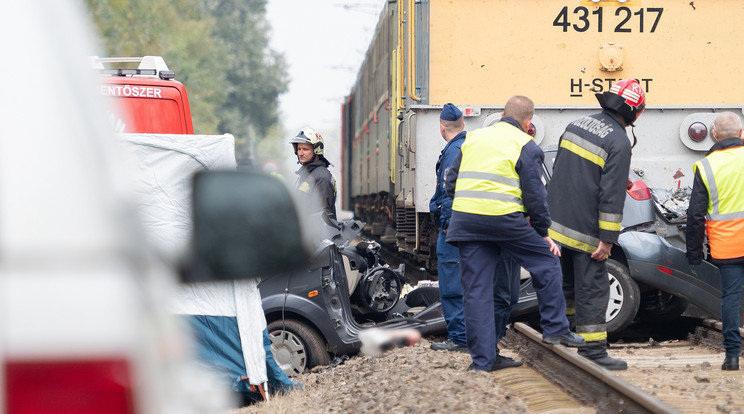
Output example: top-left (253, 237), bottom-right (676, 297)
top-left (182, 170), bottom-right (310, 282)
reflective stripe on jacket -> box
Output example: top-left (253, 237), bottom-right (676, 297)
top-left (452, 122), bottom-right (530, 216)
top-left (547, 111), bottom-right (631, 254)
top-left (694, 145), bottom-right (744, 260)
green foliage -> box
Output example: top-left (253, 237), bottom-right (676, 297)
top-left (254, 123), bottom-right (289, 168)
top-left (85, 0), bottom-right (287, 158)
top-left (203, 0), bottom-right (288, 138)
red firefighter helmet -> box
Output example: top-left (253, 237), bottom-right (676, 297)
top-left (595, 79), bottom-right (646, 125)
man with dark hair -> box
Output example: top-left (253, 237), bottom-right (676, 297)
top-left (687, 111), bottom-right (744, 371)
top-left (290, 127), bottom-right (337, 222)
top-left (446, 95), bottom-right (582, 372)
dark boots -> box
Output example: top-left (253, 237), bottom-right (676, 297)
top-left (430, 339), bottom-right (469, 353)
top-left (468, 355), bottom-right (523, 372)
top-left (585, 355), bottom-right (627, 370)
top-left (722, 356), bottom-right (739, 371)
top-left (542, 331), bottom-right (585, 347)
top-left (578, 340), bottom-right (627, 370)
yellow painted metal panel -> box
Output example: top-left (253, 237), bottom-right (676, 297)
top-left (429, 0), bottom-right (744, 106)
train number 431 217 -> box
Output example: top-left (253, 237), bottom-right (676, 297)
top-left (553, 6), bottom-right (663, 33)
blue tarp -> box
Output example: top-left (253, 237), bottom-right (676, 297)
top-left (187, 316), bottom-right (300, 398)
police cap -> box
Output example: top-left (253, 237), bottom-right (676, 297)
top-left (440, 103), bottom-right (462, 121)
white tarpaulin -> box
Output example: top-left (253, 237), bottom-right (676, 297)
top-left (117, 133), bottom-right (268, 386)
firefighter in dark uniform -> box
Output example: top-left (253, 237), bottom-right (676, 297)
top-left (547, 79), bottom-right (646, 370)
top-left (686, 111), bottom-right (744, 371)
top-left (290, 127), bottom-right (337, 222)
top-left (446, 95), bottom-right (584, 372)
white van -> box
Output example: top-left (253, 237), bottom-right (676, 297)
top-left (0, 3), bottom-right (307, 413)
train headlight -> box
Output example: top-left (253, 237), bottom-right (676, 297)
top-left (680, 113), bottom-right (717, 151)
top-left (688, 122), bottom-right (708, 142)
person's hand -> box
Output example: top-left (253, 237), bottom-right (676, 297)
top-left (591, 241), bottom-right (613, 261)
top-left (544, 236), bottom-right (561, 257)
top-left (689, 262), bottom-right (706, 277)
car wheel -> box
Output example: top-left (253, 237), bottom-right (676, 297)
top-left (268, 319), bottom-right (330, 377)
top-left (605, 259), bottom-right (640, 334)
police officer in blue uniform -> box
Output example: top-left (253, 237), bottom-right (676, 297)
top-left (446, 95), bottom-right (584, 372)
top-left (428, 104), bottom-right (469, 352)
top-left (429, 104), bottom-right (521, 354)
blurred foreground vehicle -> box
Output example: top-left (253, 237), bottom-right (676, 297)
top-left (0, 2), bottom-right (307, 413)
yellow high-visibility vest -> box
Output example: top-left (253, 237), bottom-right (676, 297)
top-left (694, 145), bottom-right (744, 260)
top-left (452, 122), bottom-right (530, 216)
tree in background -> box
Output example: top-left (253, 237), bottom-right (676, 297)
top-left (85, 0), bottom-right (288, 164)
top-left (203, 0), bottom-right (288, 163)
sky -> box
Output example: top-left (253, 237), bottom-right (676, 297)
top-left (265, 0), bottom-right (385, 179)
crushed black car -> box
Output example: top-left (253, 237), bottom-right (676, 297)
top-left (260, 220), bottom-right (446, 376)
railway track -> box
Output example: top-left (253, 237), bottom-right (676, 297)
top-left (500, 320), bottom-right (743, 413)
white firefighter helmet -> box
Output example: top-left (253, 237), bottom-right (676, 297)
top-left (289, 127), bottom-right (324, 156)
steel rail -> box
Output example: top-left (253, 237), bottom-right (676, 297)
top-left (505, 322), bottom-right (680, 414)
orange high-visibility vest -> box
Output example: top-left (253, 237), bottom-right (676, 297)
top-left (693, 145), bottom-right (744, 260)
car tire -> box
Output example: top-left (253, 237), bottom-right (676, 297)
top-left (605, 259), bottom-right (640, 334)
top-left (268, 319), bottom-right (330, 377)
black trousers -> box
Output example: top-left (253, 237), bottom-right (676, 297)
top-left (560, 248), bottom-right (609, 345)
